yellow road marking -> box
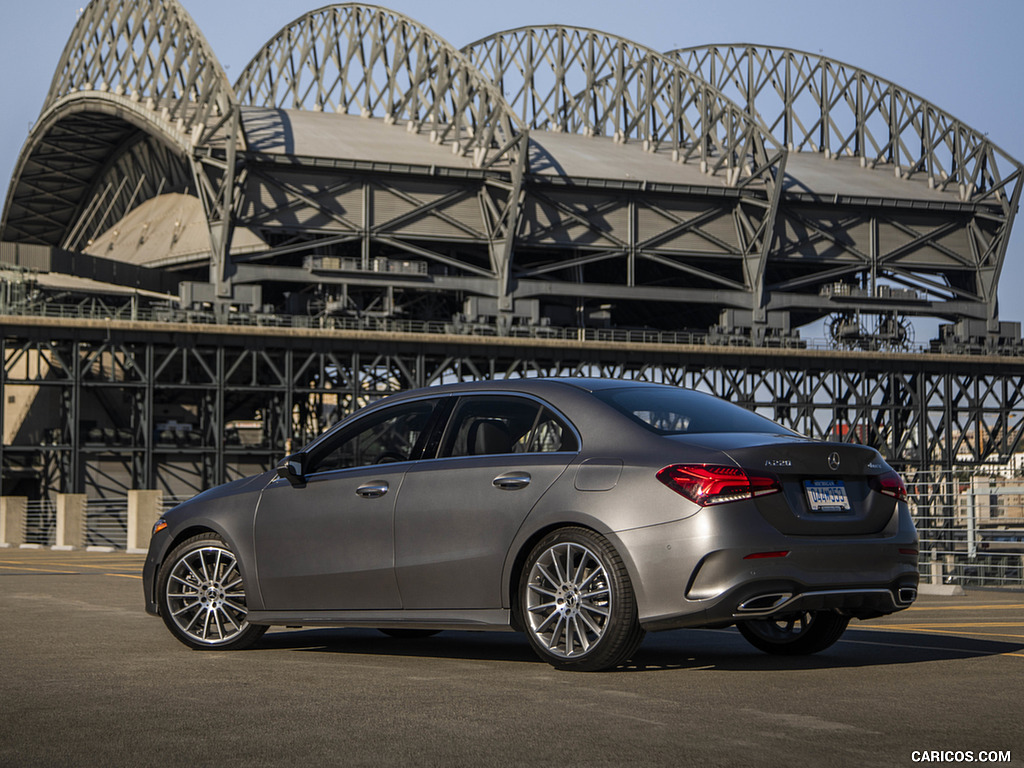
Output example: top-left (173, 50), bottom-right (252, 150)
top-left (879, 628), bottom-right (1024, 641)
top-left (0, 563), bottom-right (78, 574)
top-left (907, 604), bottom-right (1024, 611)
top-left (0, 561), bottom-right (142, 577)
top-left (0, 560), bottom-right (142, 572)
top-left (880, 622), bottom-right (1024, 629)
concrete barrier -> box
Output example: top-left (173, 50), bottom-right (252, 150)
top-left (127, 490), bottom-right (164, 554)
top-left (1, 496), bottom-right (27, 547)
top-left (54, 494), bottom-right (87, 550)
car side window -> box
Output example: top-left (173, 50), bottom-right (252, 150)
top-left (305, 399), bottom-right (437, 474)
top-left (440, 396), bottom-right (577, 458)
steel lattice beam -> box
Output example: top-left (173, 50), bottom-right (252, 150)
top-left (4, 316), bottom-right (1024, 499)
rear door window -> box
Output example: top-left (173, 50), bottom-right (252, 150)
top-left (439, 396), bottom-right (578, 458)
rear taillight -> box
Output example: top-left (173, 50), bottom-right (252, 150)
top-left (870, 470), bottom-right (908, 502)
top-left (657, 464), bottom-right (781, 506)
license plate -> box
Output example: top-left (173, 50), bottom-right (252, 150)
top-left (803, 480), bottom-right (851, 512)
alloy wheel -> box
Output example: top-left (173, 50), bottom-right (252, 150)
top-left (165, 545), bottom-right (251, 646)
top-left (524, 541), bottom-right (612, 658)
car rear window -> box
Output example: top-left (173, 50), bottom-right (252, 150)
top-left (593, 387), bottom-right (792, 435)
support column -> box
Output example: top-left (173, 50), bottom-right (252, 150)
top-left (127, 490), bottom-right (164, 554)
top-left (0, 496), bottom-right (27, 547)
top-left (54, 493), bottom-right (87, 550)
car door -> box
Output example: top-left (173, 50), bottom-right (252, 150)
top-left (393, 394), bottom-right (579, 610)
top-left (253, 397), bottom-right (439, 610)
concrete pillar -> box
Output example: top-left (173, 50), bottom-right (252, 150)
top-left (127, 490), bottom-right (164, 554)
top-left (54, 493), bottom-right (87, 550)
top-left (1, 497), bottom-right (27, 547)
top-left (929, 548), bottom-right (943, 586)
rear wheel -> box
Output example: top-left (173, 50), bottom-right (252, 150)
top-left (157, 533), bottom-right (266, 650)
top-left (737, 610), bottom-right (849, 655)
top-left (520, 527), bottom-right (645, 671)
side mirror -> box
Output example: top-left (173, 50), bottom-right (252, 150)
top-left (275, 453), bottom-right (307, 487)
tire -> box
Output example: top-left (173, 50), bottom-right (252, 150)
top-left (737, 610), bottom-right (849, 655)
top-left (378, 629), bottom-right (441, 639)
top-left (519, 527), bottom-right (645, 671)
top-left (157, 532), bottom-right (267, 650)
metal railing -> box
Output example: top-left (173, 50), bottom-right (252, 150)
top-left (23, 499), bottom-right (56, 547)
top-left (85, 497), bottom-right (128, 550)
top-left (1, 298), bottom-right (926, 353)
top-left (908, 474), bottom-right (1024, 589)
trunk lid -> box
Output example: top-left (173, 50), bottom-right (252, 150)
top-left (668, 433), bottom-right (897, 535)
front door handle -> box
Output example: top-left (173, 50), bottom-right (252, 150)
top-left (492, 472), bottom-right (531, 490)
top-left (356, 481), bottom-right (389, 499)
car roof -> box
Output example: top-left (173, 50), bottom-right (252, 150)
top-left (377, 377), bottom-right (674, 402)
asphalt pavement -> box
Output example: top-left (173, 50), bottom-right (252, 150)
top-left (1, 548), bottom-right (1021, 767)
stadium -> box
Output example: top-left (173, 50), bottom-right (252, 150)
top-left (2, 0), bottom-right (1024, 499)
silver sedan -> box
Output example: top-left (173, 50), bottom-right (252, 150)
top-left (143, 378), bottom-right (919, 671)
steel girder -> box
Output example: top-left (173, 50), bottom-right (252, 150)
top-left (4, 317), bottom-right (1024, 498)
top-left (672, 45), bottom-right (1024, 329)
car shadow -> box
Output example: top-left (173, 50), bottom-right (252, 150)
top-left (619, 626), bottom-right (1024, 672)
top-left (250, 625), bottom-right (1024, 672)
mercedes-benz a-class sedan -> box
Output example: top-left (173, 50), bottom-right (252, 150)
top-left (143, 378), bottom-right (919, 671)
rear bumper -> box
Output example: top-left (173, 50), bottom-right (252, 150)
top-left (640, 578), bottom-right (919, 631)
top-left (613, 500), bottom-right (920, 631)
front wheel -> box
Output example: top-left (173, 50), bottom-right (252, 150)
top-left (520, 527), bottom-right (645, 671)
top-left (737, 610), bottom-right (849, 655)
top-left (157, 533), bottom-right (267, 650)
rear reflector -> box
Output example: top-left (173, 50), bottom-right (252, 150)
top-left (743, 551), bottom-right (790, 560)
top-left (870, 470), bottom-right (908, 502)
top-left (657, 464), bottom-right (781, 506)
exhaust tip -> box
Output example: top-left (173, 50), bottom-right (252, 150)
top-left (897, 586), bottom-right (917, 604)
top-left (736, 592), bottom-right (792, 613)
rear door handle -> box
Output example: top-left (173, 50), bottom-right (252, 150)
top-left (356, 481), bottom-right (389, 499)
top-left (492, 472), bottom-right (531, 490)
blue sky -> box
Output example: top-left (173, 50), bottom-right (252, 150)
top-left (2, 0), bottom-right (1023, 326)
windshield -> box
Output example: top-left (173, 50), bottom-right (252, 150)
top-left (594, 387), bottom-right (794, 436)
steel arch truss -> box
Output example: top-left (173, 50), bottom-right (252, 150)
top-left (46, 0), bottom-right (236, 145)
top-left (462, 27), bottom-right (787, 322)
top-left (235, 4), bottom-right (521, 167)
top-left (672, 45), bottom-right (1022, 202)
top-left (672, 45), bottom-right (1023, 324)
top-left (464, 27), bottom-right (780, 182)
top-left (2, 0), bottom-right (239, 280)
top-left (3, 6), bottom-right (1023, 341)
